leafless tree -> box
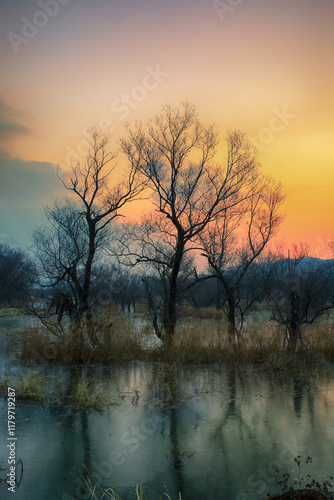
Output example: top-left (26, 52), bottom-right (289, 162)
top-left (198, 177), bottom-right (285, 345)
top-left (121, 103), bottom-right (263, 340)
top-left (31, 129), bottom-right (143, 347)
top-left (263, 243), bottom-right (334, 351)
top-left (266, 243), bottom-right (309, 351)
top-left (116, 213), bottom-right (196, 339)
top-left (95, 261), bottom-right (142, 312)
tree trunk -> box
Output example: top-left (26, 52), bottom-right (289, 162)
top-left (69, 314), bottom-right (84, 360)
top-left (218, 274), bottom-right (238, 348)
top-left (78, 219), bottom-right (101, 348)
top-left (76, 291), bottom-right (100, 349)
top-left (164, 237), bottom-right (184, 340)
top-left (287, 290), bottom-right (300, 352)
top-left (142, 278), bottom-right (163, 340)
top-left (216, 279), bottom-right (223, 310)
top-left (227, 293), bottom-right (238, 348)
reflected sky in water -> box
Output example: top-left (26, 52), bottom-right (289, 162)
top-left (1, 319), bottom-right (334, 499)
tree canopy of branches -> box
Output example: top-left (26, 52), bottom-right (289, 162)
top-left (121, 102), bottom-right (273, 340)
top-left (260, 244), bottom-right (334, 351)
top-left (198, 175), bottom-right (285, 344)
top-left (31, 129), bottom-right (143, 347)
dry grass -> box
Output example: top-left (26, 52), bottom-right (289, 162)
top-left (0, 372), bottom-right (49, 404)
top-left (303, 322), bottom-right (334, 360)
top-left (16, 372), bottom-right (48, 402)
top-left (161, 318), bottom-right (283, 364)
top-left (84, 474), bottom-right (182, 500)
top-left (68, 377), bottom-right (113, 412)
top-left (0, 372), bottom-right (114, 410)
top-left (91, 314), bottom-right (148, 362)
top-left (15, 307), bottom-right (334, 373)
top-left (0, 371), bottom-right (63, 405)
top-left (20, 315), bottom-right (149, 364)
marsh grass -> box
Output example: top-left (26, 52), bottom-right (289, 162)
top-left (84, 473), bottom-right (182, 500)
top-left (15, 307), bottom-right (334, 373)
top-left (20, 314), bottom-right (149, 364)
top-left (68, 377), bottom-right (112, 411)
top-left (161, 318), bottom-right (283, 365)
top-left (91, 315), bottom-right (148, 363)
top-left (16, 372), bottom-right (48, 403)
top-left (0, 372), bottom-right (114, 410)
top-left (20, 324), bottom-right (71, 362)
top-left (0, 371), bottom-right (50, 404)
top-left (304, 322), bottom-right (334, 361)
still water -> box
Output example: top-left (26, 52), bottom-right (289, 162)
top-left (1, 319), bottom-right (334, 500)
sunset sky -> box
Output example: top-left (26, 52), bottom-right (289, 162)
top-left (0, 0), bottom-right (333, 257)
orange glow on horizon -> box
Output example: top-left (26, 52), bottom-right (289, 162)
top-left (0, 0), bottom-right (333, 254)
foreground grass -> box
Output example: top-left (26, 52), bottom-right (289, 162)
top-left (84, 475), bottom-right (182, 500)
top-left (0, 372), bottom-right (114, 410)
top-left (0, 372), bottom-right (51, 404)
top-left (83, 455), bottom-right (334, 500)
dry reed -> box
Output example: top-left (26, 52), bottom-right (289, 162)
top-left (15, 308), bottom-right (334, 372)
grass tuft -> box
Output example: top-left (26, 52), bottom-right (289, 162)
top-left (0, 372), bottom-right (114, 410)
top-left (69, 377), bottom-right (112, 412)
top-left (16, 372), bottom-right (47, 403)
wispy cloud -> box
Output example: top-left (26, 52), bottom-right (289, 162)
top-left (0, 98), bottom-right (64, 246)
top-left (0, 119), bottom-right (28, 139)
top-left (0, 98), bottom-right (29, 145)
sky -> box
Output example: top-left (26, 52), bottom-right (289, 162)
top-left (0, 0), bottom-right (333, 257)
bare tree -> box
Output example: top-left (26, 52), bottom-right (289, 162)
top-left (121, 103), bottom-right (262, 340)
top-left (116, 213), bottom-right (196, 339)
top-left (95, 261), bottom-right (142, 312)
top-left (32, 129), bottom-right (143, 347)
top-left (32, 199), bottom-right (91, 334)
top-left (263, 243), bottom-right (334, 351)
top-left (266, 243), bottom-right (309, 351)
top-left (198, 178), bottom-right (285, 345)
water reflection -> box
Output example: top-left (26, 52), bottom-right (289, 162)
top-left (1, 321), bottom-right (334, 499)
